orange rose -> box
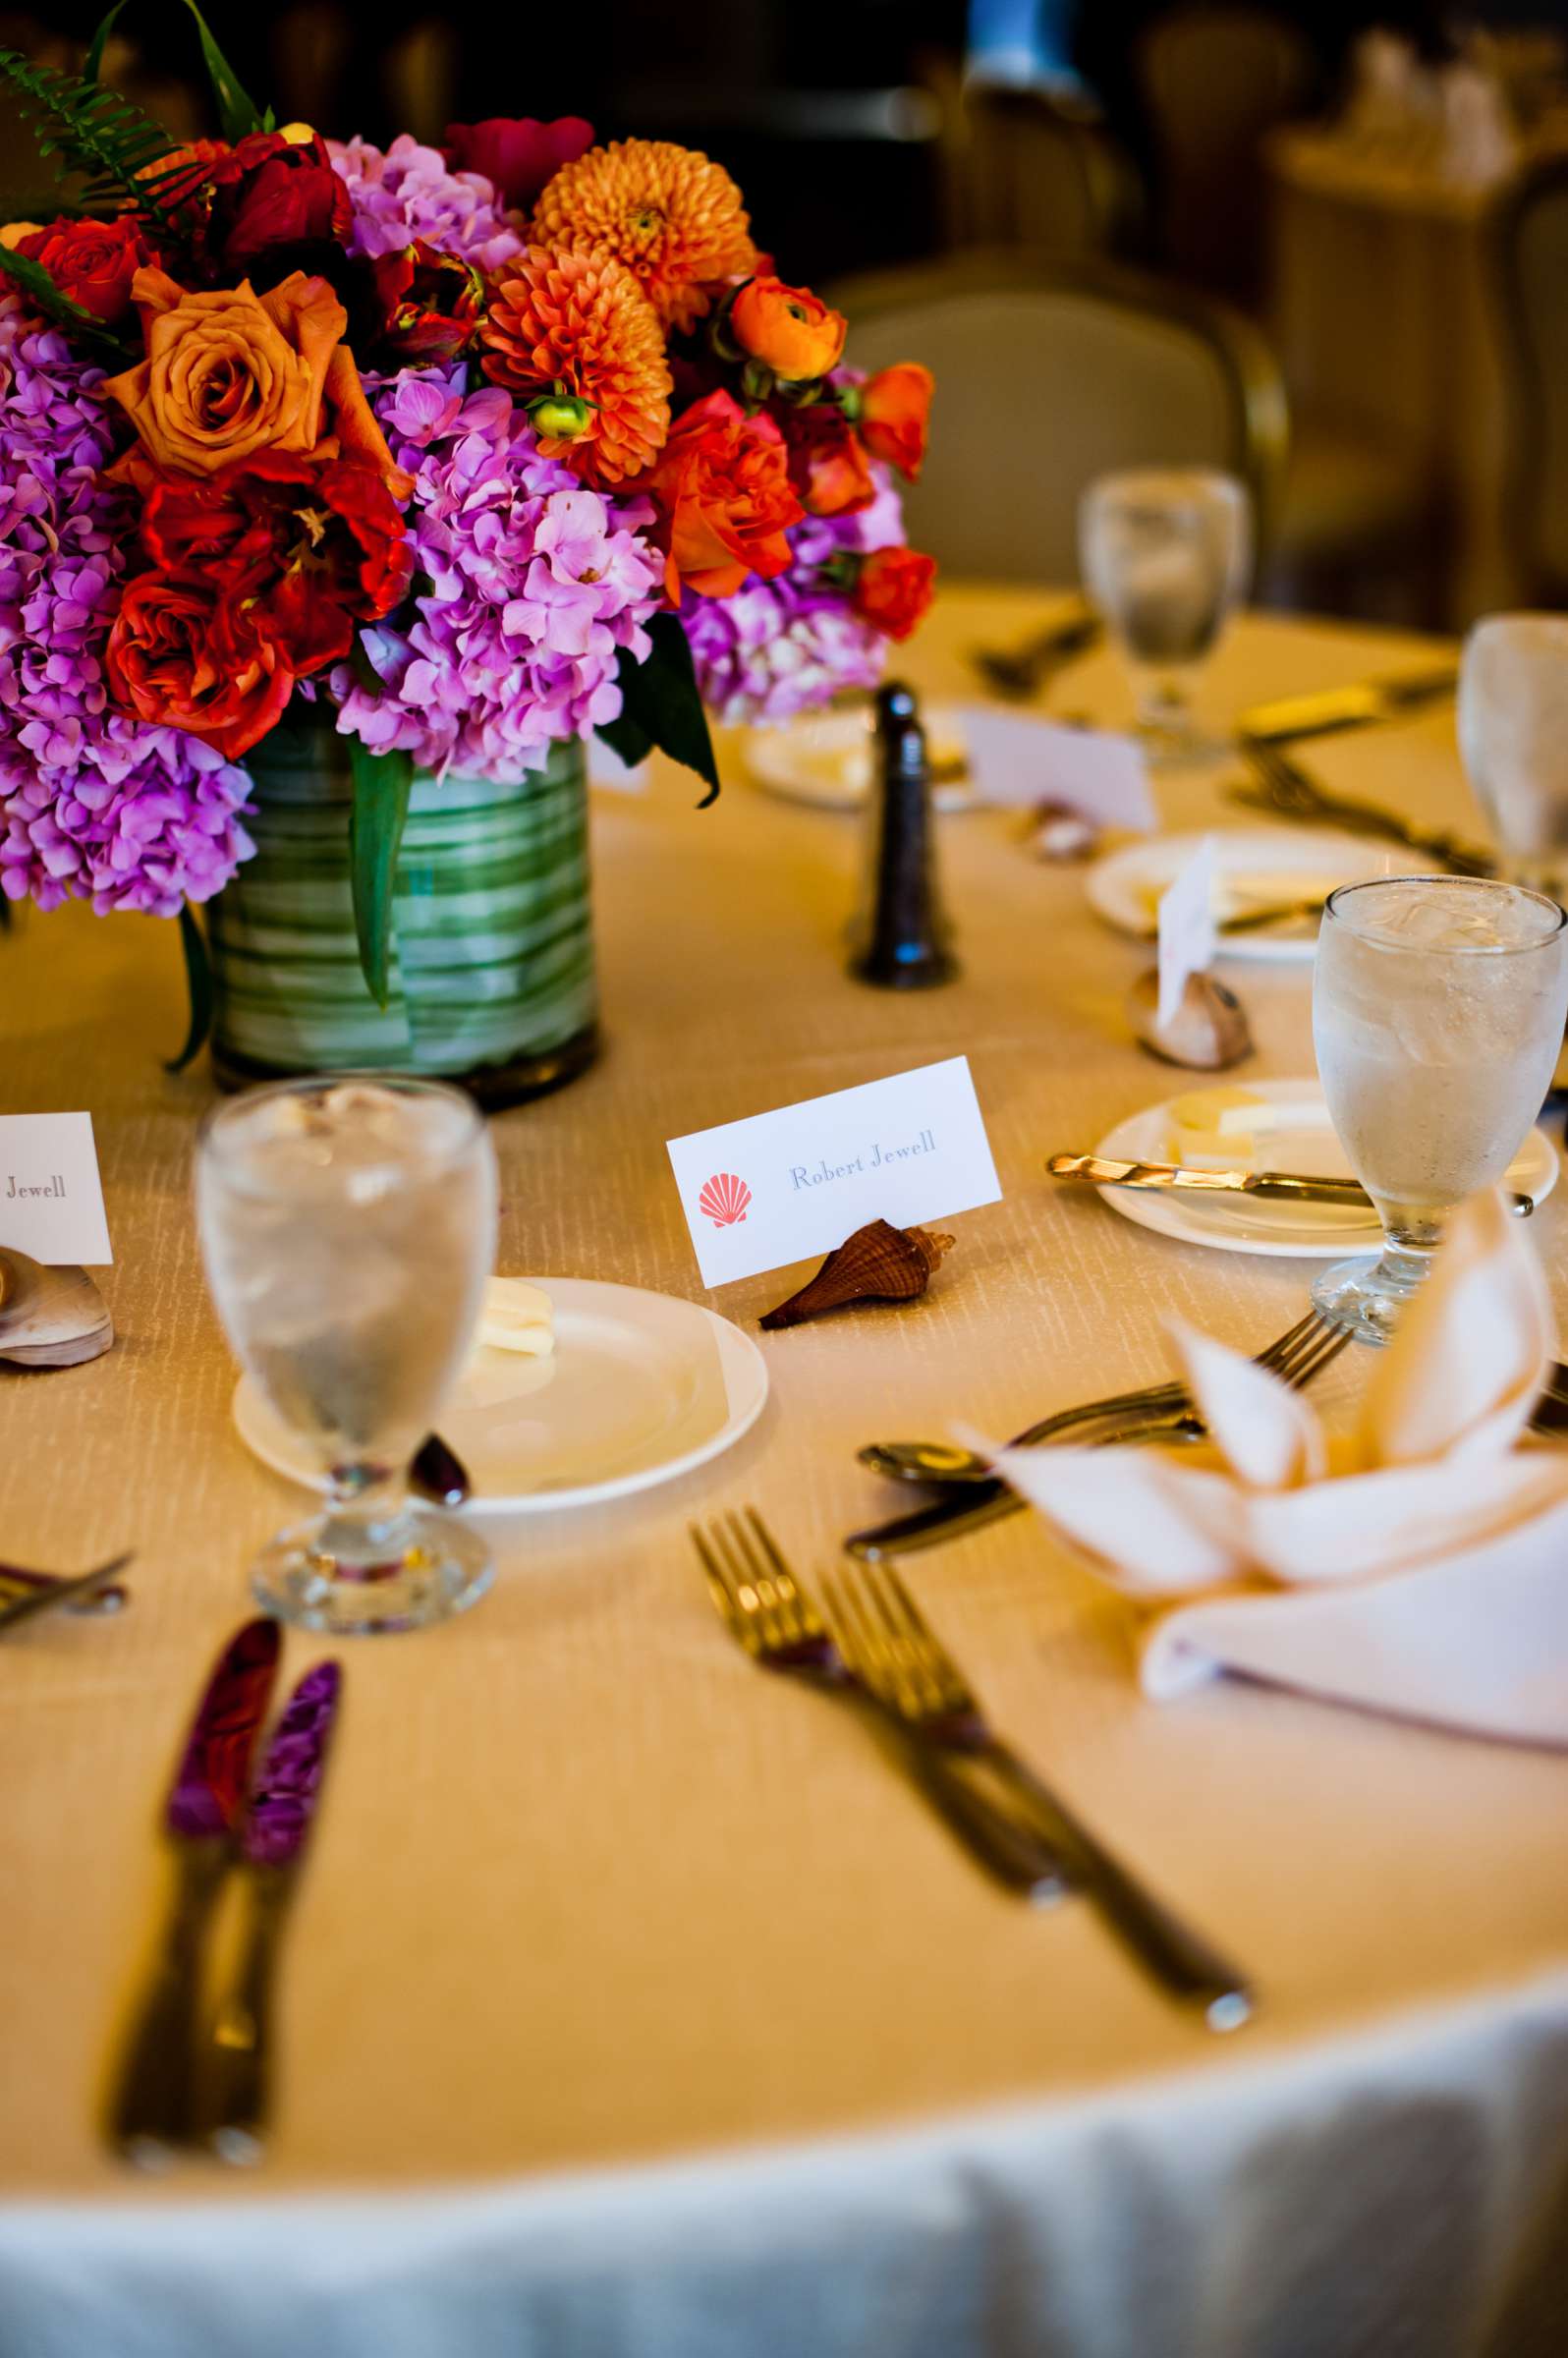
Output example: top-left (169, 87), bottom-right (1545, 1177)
top-left (858, 364), bottom-right (933, 483)
top-left (853, 546), bottom-right (936, 641)
top-left (782, 403), bottom-right (874, 518)
top-left (0, 221), bottom-right (42, 251)
top-left (641, 388), bottom-right (802, 601)
top-left (730, 275), bottom-right (846, 382)
top-left (103, 267), bottom-right (410, 498)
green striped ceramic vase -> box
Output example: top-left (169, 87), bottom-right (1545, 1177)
top-left (207, 719), bottom-right (598, 1107)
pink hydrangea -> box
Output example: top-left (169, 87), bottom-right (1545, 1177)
top-left (681, 471), bottom-right (906, 726)
top-left (328, 135), bottom-right (525, 271)
top-left (0, 299), bottom-right (253, 916)
top-left (328, 365), bottom-right (664, 783)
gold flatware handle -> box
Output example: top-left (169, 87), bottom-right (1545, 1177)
top-left (0, 1553), bottom-right (133, 1632)
top-left (201, 1871), bottom-right (290, 2164)
top-left (986, 1740), bottom-right (1252, 2029)
top-left (107, 1845), bottom-right (227, 2166)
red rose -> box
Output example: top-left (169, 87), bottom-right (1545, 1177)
top-left (369, 242), bottom-right (485, 361)
top-left (640, 388), bottom-right (802, 601)
top-left (853, 546), bottom-right (936, 641)
top-left (17, 215), bottom-right (151, 324)
top-left (782, 404), bottom-right (874, 519)
top-left (857, 364), bottom-right (933, 483)
top-left (205, 131), bottom-right (353, 274)
top-left (443, 116), bottom-right (593, 210)
top-left (105, 575), bottom-right (293, 758)
top-left (141, 450), bottom-right (411, 673)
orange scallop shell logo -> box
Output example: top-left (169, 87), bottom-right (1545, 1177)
top-left (699, 1172), bottom-right (752, 1227)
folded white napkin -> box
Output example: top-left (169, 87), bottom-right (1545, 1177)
top-left (986, 1191), bottom-right (1568, 1745)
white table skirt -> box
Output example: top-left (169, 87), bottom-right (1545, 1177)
top-left (5, 1970), bottom-right (1568, 2358)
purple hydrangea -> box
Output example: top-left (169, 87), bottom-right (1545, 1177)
top-left (328, 365), bottom-right (665, 783)
top-left (329, 136), bottom-right (525, 271)
top-left (681, 470), bottom-right (906, 726)
top-left (0, 298), bottom-right (254, 917)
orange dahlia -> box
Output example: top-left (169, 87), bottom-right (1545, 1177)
top-left (479, 244), bottom-right (672, 487)
top-left (530, 139), bottom-right (756, 335)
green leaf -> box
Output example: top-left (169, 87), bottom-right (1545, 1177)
top-left (177, 0), bottom-right (264, 140)
top-left (164, 902), bottom-right (212, 1074)
top-left (348, 741), bottom-right (414, 1007)
top-left (593, 710), bottom-right (654, 771)
top-left (0, 46), bottom-right (181, 233)
top-left (84, 0), bottom-right (130, 84)
top-left (0, 243), bottom-right (129, 354)
top-left (613, 610), bottom-right (720, 807)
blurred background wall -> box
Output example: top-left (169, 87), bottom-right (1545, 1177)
top-left (8, 0), bottom-right (1568, 629)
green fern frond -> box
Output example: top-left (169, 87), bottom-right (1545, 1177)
top-left (0, 242), bottom-right (130, 355)
top-left (0, 48), bottom-right (180, 234)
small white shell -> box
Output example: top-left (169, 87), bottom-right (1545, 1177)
top-left (1127, 967), bottom-right (1253, 1071)
top-left (1027, 800), bottom-right (1101, 863)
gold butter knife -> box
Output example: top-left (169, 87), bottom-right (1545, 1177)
top-left (1048, 1155), bottom-right (1535, 1215)
top-left (1238, 667), bottom-right (1457, 744)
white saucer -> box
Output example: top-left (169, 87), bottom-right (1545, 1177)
top-left (1090, 1080), bottom-right (1558, 1259)
top-left (744, 702), bottom-right (973, 813)
top-left (1086, 828), bottom-right (1404, 962)
top-left (233, 1277), bottom-right (768, 1512)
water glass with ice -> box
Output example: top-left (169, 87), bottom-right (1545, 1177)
top-left (197, 1075), bottom-right (498, 1634)
top-left (1079, 469), bottom-right (1252, 761)
top-left (1312, 876), bottom-right (1568, 1344)
top-left (1458, 612), bottom-right (1568, 895)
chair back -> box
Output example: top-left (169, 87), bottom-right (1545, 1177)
top-left (1494, 156), bottom-right (1568, 603)
top-left (937, 77), bottom-right (1144, 258)
top-left (1137, 4), bottom-right (1317, 299)
top-left (828, 254), bottom-right (1288, 583)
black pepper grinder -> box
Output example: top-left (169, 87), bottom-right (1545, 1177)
top-left (848, 681), bottom-right (958, 989)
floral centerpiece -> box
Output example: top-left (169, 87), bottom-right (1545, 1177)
top-left (0, 8), bottom-right (935, 1099)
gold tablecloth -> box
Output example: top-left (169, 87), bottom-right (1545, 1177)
top-left (4, 591), bottom-right (1568, 2226)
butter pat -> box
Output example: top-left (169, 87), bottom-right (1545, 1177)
top-left (476, 1277), bottom-right (555, 1357)
top-left (1167, 1086), bottom-right (1267, 1169)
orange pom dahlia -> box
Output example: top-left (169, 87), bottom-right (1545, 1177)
top-left (479, 244), bottom-right (672, 487)
top-left (530, 139), bottom-right (756, 334)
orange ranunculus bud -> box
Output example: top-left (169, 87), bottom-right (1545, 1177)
top-left (729, 274), bottom-right (847, 382)
top-left (859, 363), bottom-right (933, 483)
top-left (853, 546), bottom-right (936, 641)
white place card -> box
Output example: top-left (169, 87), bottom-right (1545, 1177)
top-left (0, 1114), bottom-right (112, 1265)
top-left (958, 707), bottom-right (1157, 829)
top-left (1157, 837), bottom-right (1217, 1028)
top-left (667, 1057), bottom-right (1002, 1288)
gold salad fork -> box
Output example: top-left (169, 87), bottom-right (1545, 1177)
top-left (695, 1509), bottom-right (1067, 1902)
top-left (821, 1552), bottom-right (1252, 2030)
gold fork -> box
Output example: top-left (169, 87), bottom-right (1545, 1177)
top-left (821, 1554), bottom-right (1254, 2032)
top-left (694, 1509), bottom-right (1068, 1902)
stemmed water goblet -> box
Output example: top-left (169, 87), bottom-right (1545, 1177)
top-left (1458, 612), bottom-right (1568, 896)
top-left (1078, 468), bottom-right (1252, 763)
top-left (1311, 875), bottom-right (1568, 1345)
top-left (197, 1074), bottom-right (498, 1634)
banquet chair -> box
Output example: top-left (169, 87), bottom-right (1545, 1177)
top-left (1494, 154), bottom-right (1568, 606)
top-left (933, 73), bottom-right (1146, 260)
top-left (826, 252), bottom-right (1287, 584)
top-left (1135, 1), bottom-right (1319, 305)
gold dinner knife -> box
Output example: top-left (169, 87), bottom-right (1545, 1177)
top-left (1238, 666), bottom-right (1457, 744)
top-left (1047, 1153), bottom-right (1372, 1206)
top-left (1047, 1155), bottom-right (1536, 1216)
